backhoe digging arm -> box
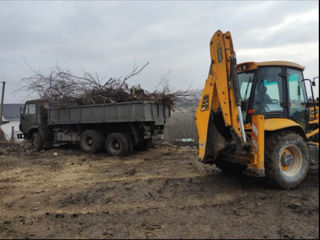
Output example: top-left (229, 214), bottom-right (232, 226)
top-left (195, 30), bottom-right (246, 163)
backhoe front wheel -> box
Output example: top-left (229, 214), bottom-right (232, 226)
top-left (265, 131), bottom-right (310, 189)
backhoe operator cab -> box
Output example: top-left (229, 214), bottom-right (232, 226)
top-left (238, 61), bottom-right (308, 129)
top-left (195, 30), bottom-right (319, 189)
top-left (237, 62), bottom-right (319, 189)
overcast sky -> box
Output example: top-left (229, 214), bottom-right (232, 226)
top-left (0, 1), bottom-right (319, 103)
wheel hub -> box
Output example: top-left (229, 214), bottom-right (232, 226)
top-left (281, 152), bottom-right (294, 167)
top-left (85, 137), bottom-right (93, 146)
top-left (111, 140), bottom-right (121, 151)
top-left (279, 145), bottom-right (303, 176)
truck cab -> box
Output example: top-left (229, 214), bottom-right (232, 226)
top-left (19, 99), bottom-right (47, 139)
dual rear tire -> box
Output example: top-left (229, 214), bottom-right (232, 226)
top-left (104, 132), bottom-right (133, 157)
top-left (79, 130), bottom-right (105, 153)
top-left (79, 130), bottom-right (133, 156)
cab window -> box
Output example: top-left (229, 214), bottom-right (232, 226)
top-left (287, 68), bottom-right (307, 128)
top-left (25, 103), bottom-right (36, 115)
top-left (238, 71), bottom-right (254, 120)
top-left (253, 67), bottom-right (283, 114)
top-left (238, 71), bottom-right (254, 101)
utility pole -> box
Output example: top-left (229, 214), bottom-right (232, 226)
top-left (0, 81), bottom-right (5, 126)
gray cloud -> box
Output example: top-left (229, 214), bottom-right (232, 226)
top-left (0, 1), bottom-right (318, 103)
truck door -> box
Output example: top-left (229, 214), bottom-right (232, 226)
top-left (20, 102), bottom-right (37, 135)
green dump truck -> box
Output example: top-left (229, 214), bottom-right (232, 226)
top-left (18, 99), bottom-right (170, 156)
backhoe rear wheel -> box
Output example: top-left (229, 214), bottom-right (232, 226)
top-left (265, 131), bottom-right (310, 189)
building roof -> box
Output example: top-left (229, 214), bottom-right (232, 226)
top-left (1, 104), bottom-right (24, 120)
top-left (1, 116), bottom-right (9, 125)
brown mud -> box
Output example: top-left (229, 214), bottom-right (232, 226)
top-left (0, 141), bottom-right (318, 239)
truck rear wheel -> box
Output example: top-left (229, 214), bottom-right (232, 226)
top-left (32, 132), bottom-right (43, 152)
top-left (80, 130), bottom-right (105, 153)
top-left (105, 132), bottom-right (130, 156)
top-left (265, 131), bottom-right (310, 189)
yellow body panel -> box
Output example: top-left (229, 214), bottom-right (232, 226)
top-left (249, 115), bottom-right (265, 175)
top-left (306, 128), bottom-right (319, 138)
top-left (264, 118), bottom-right (303, 132)
top-left (309, 106), bottom-right (319, 122)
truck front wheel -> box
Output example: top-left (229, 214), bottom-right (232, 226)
top-left (105, 132), bottom-right (130, 157)
top-left (79, 130), bottom-right (105, 153)
top-left (265, 131), bottom-right (310, 189)
top-left (32, 132), bottom-right (43, 152)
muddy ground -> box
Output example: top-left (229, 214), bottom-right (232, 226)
top-left (0, 141), bottom-right (318, 239)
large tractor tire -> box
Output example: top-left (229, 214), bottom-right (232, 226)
top-left (265, 131), bottom-right (310, 189)
top-left (32, 132), bottom-right (43, 152)
top-left (215, 156), bottom-right (246, 174)
top-left (105, 132), bottom-right (131, 157)
top-left (79, 130), bottom-right (105, 153)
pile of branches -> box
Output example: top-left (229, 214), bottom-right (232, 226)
top-left (20, 63), bottom-right (200, 110)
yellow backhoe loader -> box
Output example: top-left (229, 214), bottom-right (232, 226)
top-left (195, 30), bottom-right (319, 189)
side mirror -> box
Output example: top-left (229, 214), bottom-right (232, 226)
top-left (20, 106), bottom-right (24, 115)
top-left (312, 76), bottom-right (318, 86)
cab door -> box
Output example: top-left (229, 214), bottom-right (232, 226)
top-left (252, 66), bottom-right (287, 118)
top-left (286, 67), bottom-right (308, 130)
top-left (20, 102), bottom-right (37, 136)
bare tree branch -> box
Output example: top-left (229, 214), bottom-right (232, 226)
top-left (17, 61), bottom-right (200, 110)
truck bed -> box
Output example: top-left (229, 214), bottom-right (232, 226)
top-left (47, 101), bottom-right (170, 125)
